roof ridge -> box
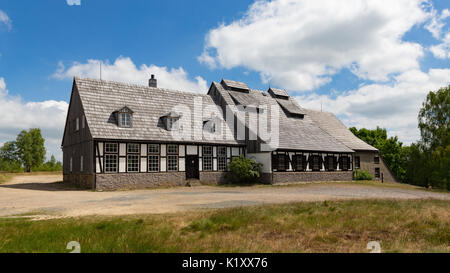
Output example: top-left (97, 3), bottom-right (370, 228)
top-left (75, 77), bottom-right (209, 97)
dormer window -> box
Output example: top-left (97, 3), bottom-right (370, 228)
top-left (120, 113), bottom-right (131, 127)
top-left (203, 116), bottom-right (221, 134)
top-left (203, 120), bottom-right (216, 133)
top-left (115, 106), bottom-right (134, 128)
top-left (161, 111), bottom-right (182, 131)
top-left (167, 117), bottom-right (179, 130)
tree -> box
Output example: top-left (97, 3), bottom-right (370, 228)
top-left (0, 141), bottom-right (19, 162)
top-left (15, 128), bottom-right (46, 172)
top-left (418, 86), bottom-right (450, 150)
top-left (349, 126), bottom-right (387, 148)
top-left (413, 86), bottom-right (450, 189)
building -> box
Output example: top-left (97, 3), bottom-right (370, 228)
top-left (62, 76), bottom-right (396, 190)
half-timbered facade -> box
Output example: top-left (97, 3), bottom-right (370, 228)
top-left (62, 76), bottom-right (395, 190)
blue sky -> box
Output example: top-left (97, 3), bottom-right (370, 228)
top-left (0, 0), bottom-right (449, 160)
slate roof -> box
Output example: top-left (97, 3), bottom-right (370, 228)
top-left (276, 98), bottom-right (305, 116)
top-left (221, 79), bottom-right (249, 91)
top-left (212, 82), bottom-right (353, 153)
top-left (304, 109), bottom-right (378, 151)
top-left (268, 87), bottom-right (289, 98)
top-left (75, 77), bottom-right (240, 145)
top-left (73, 77), bottom-right (368, 153)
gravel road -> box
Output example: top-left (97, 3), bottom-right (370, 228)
top-left (0, 174), bottom-right (448, 219)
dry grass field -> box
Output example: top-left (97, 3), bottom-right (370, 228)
top-left (0, 199), bottom-right (448, 253)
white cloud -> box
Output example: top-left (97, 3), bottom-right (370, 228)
top-left (0, 77), bottom-right (68, 161)
top-left (199, 0), bottom-right (431, 91)
top-left (0, 9), bottom-right (12, 30)
top-left (66, 0), bottom-right (81, 6)
top-left (296, 68), bottom-right (450, 144)
top-left (427, 8), bottom-right (450, 59)
top-left (53, 56), bottom-right (208, 93)
top-left (425, 8), bottom-right (449, 39)
top-left (430, 32), bottom-right (450, 59)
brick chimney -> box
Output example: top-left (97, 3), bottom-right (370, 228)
top-left (149, 74), bottom-right (157, 88)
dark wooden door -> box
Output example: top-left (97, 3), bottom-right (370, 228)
top-left (186, 155), bottom-right (199, 179)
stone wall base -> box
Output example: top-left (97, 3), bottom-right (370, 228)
top-left (95, 172), bottom-right (189, 191)
top-left (199, 172), bottom-right (227, 185)
top-left (273, 171), bottom-right (353, 184)
top-left (63, 174), bottom-right (95, 189)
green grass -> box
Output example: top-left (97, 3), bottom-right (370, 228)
top-left (0, 199), bottom-right (449, 253)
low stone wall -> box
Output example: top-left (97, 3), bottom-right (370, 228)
top-left (63, 174), bottom-right (95, 189)
top-left (199, 172), bottom-right (227, 185)
top-left (273, 171), bottom-right (353, 184)
top-left (95, 172), bottom-right (187, 191)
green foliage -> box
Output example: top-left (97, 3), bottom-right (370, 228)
top-left (226, 155), bottom-right (262, 184)
top-left (350, 126), bottom-right (407, 182)
top-left (405, 86), bottom-right (450, 190)
top-left (15, 128), bottom-right (46, 172)
top-left (352, 86), bottom-right (449, 190)
top-left (354, 170), bottom-right (373, 181)
top-left (0, 128), bottom-right (62, 173)
top-left (32, 155), bottom-right (63, 172)
top-left (418, 86), bottom-right (450, 151)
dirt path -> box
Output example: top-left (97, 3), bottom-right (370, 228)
top-left (0, 174), bottom-right (448, 219)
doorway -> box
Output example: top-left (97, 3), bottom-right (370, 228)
top-left (185, 155), bottom-right (199, 179)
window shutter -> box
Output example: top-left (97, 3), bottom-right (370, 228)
top-left (333, 156), bottom-right (338, 170)
top-left (272, 154), bottom-right (278, 170)
top-left (302, 155), bottom-right (307, 171)
top-left (292, 155), bottom-right (297, 171)
top-left (285, 154), bottom-right (290, 170)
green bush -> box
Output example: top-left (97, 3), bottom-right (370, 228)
top-left (226, 155), bottom-right (262, 184)
top-left (354, 169), bottom-right (373, 181)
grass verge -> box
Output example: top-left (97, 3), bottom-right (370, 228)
top-left (0, 199), bottom-right (448, 253)
top-left (219, 180), bottom-right (449, 194)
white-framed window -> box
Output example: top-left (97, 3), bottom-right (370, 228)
top-left (82, 115), bottom-right (85, 129)
top-left (203, 146), bottom-right (213, 171)
top-left (167, 144), bottom-right (178, 155)
top-left (167, 144), bottom-right (178, 171)
top-left (217, 146), bottom-right (227, 171)
top-left (148, 144), bottom-right (159, 172)
top-left (120, 112), bottom-right (132, 128)
top-left (80, 155), bottom-right (84, 172)
top-left (105, 143), bottom-right (118, 153)
top-left (167, 118), bottom-right (179, 130)
top-left (127, 143), bottom-right (139, 154)
top-left (70, 157), bottom-right (73, 173)
top-left (127, 143), bottom-right (139, 172)
top-left (105, 154), bottom-right (118, 173)
top-left (127, 155), bottom-right (139, 172)
top-left (104, 142), bottom-right (118, 173)
top-left (75, 117), bottom-right (79, 131)
top-left (148, 144), bottom-right (159, 154)
top-left (148, 155), bottom-right (159, 172)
